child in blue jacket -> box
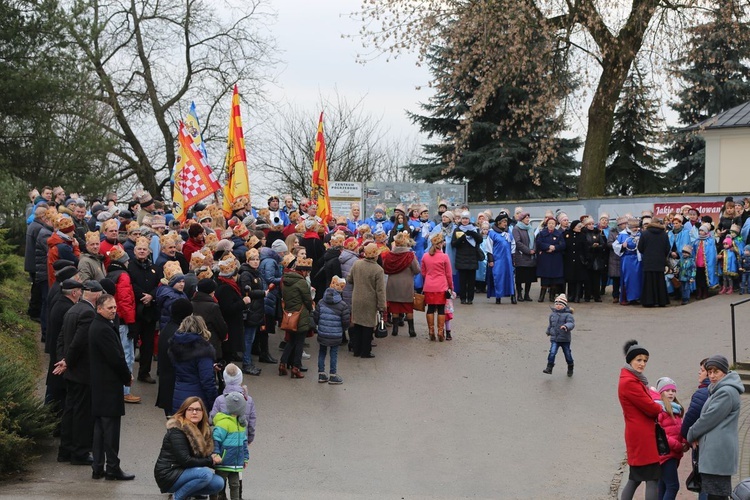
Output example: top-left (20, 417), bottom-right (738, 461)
top-left (313, 276), bottom-right (350, 385)
top-left (543, 293), bottom-right (575, 376)
top-left (213, 392), bottom-right (249, 500)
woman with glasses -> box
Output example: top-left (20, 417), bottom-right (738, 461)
top-left (154, 396), bottom-right (224, 500)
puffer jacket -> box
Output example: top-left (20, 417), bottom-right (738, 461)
top-left (656, 403), bottom-right (686, 464)
top-left (238, 263), bottom-right (266, 327)
top-left (313, 288), bottom-right (350, 347)
top-left (209, 383), bottom-right (256, 443)
top-left (153, 419), bottom-right (214, 493)
top-left (680, 378), bottom-right (710, 439)
top-left (34, 223), bottom-right (54, 282)
top-left (47, 231), bottom-right (80, 286)
top-left (546, 306), bottom-right (575, 342)
top-left (338, 248), bottom-right (359, 307)
top-left (169, 331), bottom-right (217, 413)
top-left (106, 261), bottom-right (136, 324)
top-left (212, 413), bottom-right (249, 472)
top-left (157, 284), bottom-right (188, 331)
top-left (318, 247), bottom-right (343, 286)
top-left (281, 270), bottom-right (313, 333)
top-left (259, 247), bottom-right (282, 316)
top-left (230, 236), bottom-right (249, 264)
top-left (25, 218), bottom-right (44, 273)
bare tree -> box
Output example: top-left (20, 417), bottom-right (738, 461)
top-left (355, 0), bottom-right (709, 197)
top-left (255, 92), bottom-right (418, 200)
top-left (64, 0), bottom-right (277, 197)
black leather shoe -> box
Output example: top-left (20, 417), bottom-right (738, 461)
top-left (360, 353), bottom-right (376, 358)
top-left (137, 374), bottom-right (156, 384)
top-left (298, 366), bottom-right (308, 372)
top-left (70, 454), bottom-right (94, 465)
top-left (258, 353), bottom-right (278, 364)
top-left (105, 468), bottom-right (135, 481)
top-left (92, 470), bottom-right (105, 480)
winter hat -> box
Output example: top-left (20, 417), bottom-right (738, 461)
top-left (53, 259), bottom-right (75, 272)
top-left (394, 204), bottom-right (406, 215)
top-left (138, 192), bottom-right (154, 207)
top-left (723, 237), bottom-right (733, 247)
top-left (150, 215), bottom-right (166, 229)
top-left (168, 272), bottom-right (185, 287)
top-left (519, 212), bottom-right (530, 220)
top-left (196, 278), bottom-right (216, 295)
top-left (56, 266), bottom-right (79, 282)
top-left (616, 216), bottom-right (628, 226)
top-left (271, 239), bottom-right (288, 254)
top-left (656, 377), bottom-right (677, 393)
top-left (745, 247), bottom-right (750, 255)
top-left (96, 211), bottom-right (113, 222)
top-left (681, 245), bottom-right (693, 256)
top-left (82, 280), bottom-right (104, 292)
top-left (90, 203), bottom-right (106, 216)
top-left (554, 293), bottom-right (568, 306)
top-left (460, 211), bottom-right (471, 219)
top-left (570, 220), bottom-right (581, 231)
top-left (494, 212), bottom-right (509, 224)
top-left (373, 207), bottom-right (386, 217)
top-left (223, 363), bottom-right (243, 387)
top-left (699, 224), bottom-right (711, 234)
top-left (188, 223), bottom-right (204, 239)
top-left (61, 278), bottom-right (83, 291)
top-left (215, 239), bottom-right (233, 254)
top-left (108, 246), bottom-right (129, 264)
top-left (170, 298), bottom-right (193, 322)
top-left (224, 392), bottom-right (247, 425)
top-left (624, 340), bottom-right (649, 364)
top-left (304, 218), bottom-right (316, 230)
top-left (442, 211), bottom-right (454, 221)
top-left (119, 210), bottom-right (133, 221)
top-left (704, 354), bottom-right (729, 374)
top-left (99, 278), bottom-right (116, 296)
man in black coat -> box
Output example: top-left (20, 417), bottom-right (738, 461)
top-left (54, 280), bottom-right (103, 465)
top-left (637, 218), bottom-right (671, 307)
top-left (88, 294), bottom-right (135, 480)
top-left (127, 237), bottom-right (160, 383)
top-left (191, 280), bottom-right (228, 360)
top-left (46, 278), bottom-right (82, 447)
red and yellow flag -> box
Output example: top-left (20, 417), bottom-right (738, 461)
top-left (311, 112), bottom-right (332, 223)
top-left (222, 85), bottom-right (250, 218)
top-left (173, 121), bottom-right (221, 222)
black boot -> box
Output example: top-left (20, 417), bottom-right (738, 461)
top-left (407, 319), bottom-right (416, 337)
top-left (516, 284), bottom-right (523, 300)
top-left (258, 351), bottom-right (278, 364)
top-left (543, 363), bottom-right (554, 374)
top-left (549, 286), bottom-right (555, 302)
top-left (538, 286), bottom-right (547, 302)
top-left (391, 322), bottom-right (399, 336)
top-left (524, 284), bottom-right (532, 302)
top-left (398, 314), bottom-right (405, 326)
top-left (567, 364), bottom-right (574, 377)
top-left (511, 295), bottom-right (517, 304)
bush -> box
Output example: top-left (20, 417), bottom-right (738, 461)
top-left (0, 230), bottom-right (53, 476)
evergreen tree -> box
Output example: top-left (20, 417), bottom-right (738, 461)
top-left (666, 1), bottom-right (750, 192)
top-left (408, 29), bottom-right (580, 202)
top-left (605, 64), bottom-right (667, 196)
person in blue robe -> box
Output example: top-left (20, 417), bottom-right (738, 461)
top-left (487, 214), bottom-right (516, 304)
top-left (410, 207), bottom-right (435, 292)
top-left (613, 219), bottom-right (642, 304)
top-left (692, 223), bottom-right (719, 299)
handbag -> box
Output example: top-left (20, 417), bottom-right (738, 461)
top-left (374, 312), bottom-right (388, 338)
top-left (413, 293), bottom-right (426, 312)
top-left (670, 276), bottom-right (682, 289)
top-left (476, 245), bottom-right (485, 262)
top-left (279, 300), bottom-right (301, 332)
top-left (685, 448), bottom-right (701, 493)
top-left (655, 422), bottom-right (669, 456)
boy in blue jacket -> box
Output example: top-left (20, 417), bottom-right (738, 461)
top-left (213, 392), bottom-right (249, 500)
top-left (313, 276), bottom-right (350, 385)
top-left (543, 293), bottom-right (575, 376)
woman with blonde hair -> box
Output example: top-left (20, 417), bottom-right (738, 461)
top-left (382, 231), bottom-right (420, 336)
top-left (154, 396), bottom-right (224, 500)
top-left (421, 233), bottom-right (453, 341)
top-left (168, 315), bottom-right (218, 414)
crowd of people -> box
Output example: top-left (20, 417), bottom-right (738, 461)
top-left (23, 185), bottom-right (750, 499)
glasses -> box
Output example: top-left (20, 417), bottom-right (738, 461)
top-left (186, 407), bottom-right (203, 413)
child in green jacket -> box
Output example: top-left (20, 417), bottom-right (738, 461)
top-left (212, 392), bottom-right (249, 500)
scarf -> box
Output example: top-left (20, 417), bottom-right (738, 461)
top-left (672, 226), bottom-right (683, 235)
top-left (218, 276), bottom-right (241, 295)
top-left (167, 418), bottom-right (214, 457)
top-left (516, 220), bottom-right (535, 251)
top-left (457, 223), bottom-right (478, 247)
top-left (440, 222), bottom-right (454, 240)
top-left (623, 364), bottom-right (648, 386)
top-left (382, 249), bottom-right (415, 275)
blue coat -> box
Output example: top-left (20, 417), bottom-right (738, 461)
top-left (231, 236), bottom-right (249, 264)
top-left (169, 331), bottom-right (218, 414)
top-left (680, 378), bottom-right (710, 439)
top-left (156, 284), bottom-right (188, 331)
top-left (535, 229), bottom-right (565, 279)
top-left (312, 288), bottom-right (351, 347)
top-left (259, 247), bottom-right (282, 316)
top-left (411, 218), bottom-right (434, 289)
top-left (338, 248), bottom-right (359, 307)
top-left (615, 230), bottom-right (642, 302)
top-left (487, 226), bottom-right (515, 298)
top-left (363, 216), bottom-right (391, 234)
top-left (693, 237), bottom-right (719, 287)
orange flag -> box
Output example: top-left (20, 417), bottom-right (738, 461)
top-left (222, 85), bottom-right (250, 218)
top-left (311, 112), bottom-right (332, 223)
top-left (173, 121), bottom-right (221, 222)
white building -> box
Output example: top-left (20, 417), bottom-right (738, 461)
top-left (697, 101), bottom-right (750, 193)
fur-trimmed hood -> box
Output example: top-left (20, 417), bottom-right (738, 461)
top-left (646, 219), bottom-right (666, 231)
top-left (166, 417), bottom-right (213, 457)
top-left (169, 332), bottom-right (216, 362)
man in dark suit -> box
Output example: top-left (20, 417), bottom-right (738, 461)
top-left (88, 294), bottom-right (135, 480)
top-left (54, 280), bottom-right (103, 465)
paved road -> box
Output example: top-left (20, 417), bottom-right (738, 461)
top-left (2, 291), bottom-right (746, 499)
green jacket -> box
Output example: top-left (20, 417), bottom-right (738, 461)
top-left (281, 270), bottom-right (313, 333)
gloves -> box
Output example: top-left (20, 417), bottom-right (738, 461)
top-left (127, 323), bottom-right (139, 340)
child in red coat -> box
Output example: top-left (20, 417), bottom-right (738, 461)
top-left (654, 377), bottom-right (689, 500)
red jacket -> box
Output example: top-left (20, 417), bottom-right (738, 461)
top-left (109, 264), bottom-right (137, 324)
top-left (47, 232), bottom-right (80, 286)
top-left (99, 238), bottom-right (122, 269)
top-left (657, 407), bottom-right (686, 464)
top-left (618, 368), bottom-right (663, 466)
top-left (421, 250), bottom-right (453, 293)
top-left (182, 237), bottom-right (203, 263)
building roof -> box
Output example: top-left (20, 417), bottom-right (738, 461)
top-left (687, 101), bottom-right (750, 131)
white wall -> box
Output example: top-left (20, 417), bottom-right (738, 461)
top-left (702, 128), bottom-right (750, 193)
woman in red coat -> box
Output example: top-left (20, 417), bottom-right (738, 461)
top-left (618, 340), bottom-right (663, 500)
